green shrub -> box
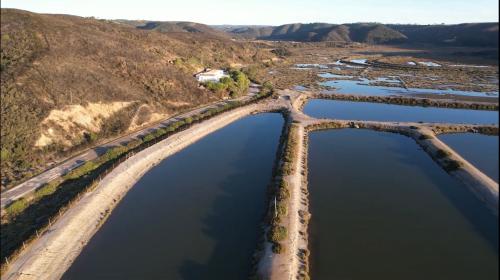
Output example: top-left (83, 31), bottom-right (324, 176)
top-left (153, 128), bottom-right (167, 138)
top-left (126, 139), bottom-right (143, 149)
top-left (96, 146), bottom-right (128, 164)
top-left (277, 201), bottom-right (288, 217)
top-left (241, 64), bottom-right (262, 82)
top-left (63, 161), bottom-right (98, 180)
top-left (5, 198), bottom-right (29, 217)
top-left (271, 47), bottom-right (291, 57)
top-left (204, 81), bottom-right (228, 93)
top-left (419, 134), bottom-right (433, 140)
top-left (0, 148), bottom-right (10, 161)
top-left (34, 180), bottom-right (61, 198)
top-left (272, 242), bottom-right (284, 254)
top-left (142, 133), bottom-right (155, 143)
top-left (229, 69), bottom-right (250, 97)
top-left (83, 131), bottom-right (98, 143)
top-left (435, 149), bottom-right (451, 159)
top-left (277, 182), bottom-right (290, 200)
top-left (444, 159), bottom-right (463, 171)
top-left (268, 225), bottom-right (287, 242)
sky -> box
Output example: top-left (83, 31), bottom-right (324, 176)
top-left (2, 0), bottom-right (499, 25)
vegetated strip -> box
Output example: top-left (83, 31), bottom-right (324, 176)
top-left (313, 93), bottom-right (499, 111)
top-left (0, 89), bottom-right (274, 271)
top-left (250, 111), bottom-right (288, 279)
top-left (306, 120), bottom-right (499, 214)
top-left (430, 124), bottom-right (499, 136)
top-left (256, 118), bottom-right (311, 280)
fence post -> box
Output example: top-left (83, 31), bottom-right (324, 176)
top-left (4, 257), bottom-right (9, 265)
top-left (274, 196), bottom-right (277, 218)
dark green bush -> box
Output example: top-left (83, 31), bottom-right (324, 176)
top-left (268, 225), bottom-right (287, 242)
top-left (34, 180), bottom-right (61, 199)
top-left (272, 242), bottom-right (284, 254)
top-left (419, 134), bottom-right (433, 140)
top-left (5, 198), bottom-right (29, 217)
top-left (444, 159), bottom-right (463, 171)
top-left (435, 149), bottom-right (451, 159)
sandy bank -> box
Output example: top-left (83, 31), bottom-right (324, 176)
top-left (257, 122), bottom-right (310, 280)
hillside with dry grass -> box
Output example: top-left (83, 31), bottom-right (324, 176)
top-left (0, 8), bottom-right (274, 188)
top-left (116, 19), bottom-right (230, 39)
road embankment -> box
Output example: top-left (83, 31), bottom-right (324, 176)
top-left (1, 103), bottom-right (279, 280)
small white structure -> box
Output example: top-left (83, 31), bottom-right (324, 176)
top-left (418, 61), bottom-right (441, 67)
top-left (195, 69), bottom-right (228, 82)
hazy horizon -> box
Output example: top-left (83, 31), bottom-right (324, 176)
top-left (2, 0), bottom-right (499, 26)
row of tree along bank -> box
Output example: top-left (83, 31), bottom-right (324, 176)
top-left (0, 87), bottom-right (274, 270)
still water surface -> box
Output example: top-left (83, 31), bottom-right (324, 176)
top-left (304, 99), bottom-right (499, 124)
top-left (308, 129), bottom-right (498, 280)
top-left (319, 77), bottom-right (499, 97)
top-left (439, 133), bottom-right (499, 182)
top-left (63, 113), bottom-right (284, 280)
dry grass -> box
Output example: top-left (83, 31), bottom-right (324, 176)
top-left (0, 9), bottom-right (276, 188)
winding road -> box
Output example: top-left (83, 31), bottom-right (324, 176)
top-left (0, 84), bottom-right (260, 209)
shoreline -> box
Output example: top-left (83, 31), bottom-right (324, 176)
top-left (1, 103), bottom-right (282, 280)
top-left (2, 89), bottom-right (498, 280)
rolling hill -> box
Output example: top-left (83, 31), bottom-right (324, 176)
top-left (220, 22), bottom-right (499, 47)
top-left (0, 8), bottom-right (273, 187)
top-left (388, 23), bottom-right (499, 47)
top-left (116, 20), bottom-right (230, 38)
top-left (222, 23), bottom-right (408, 44)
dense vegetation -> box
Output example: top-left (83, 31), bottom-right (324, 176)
top-left (203, 69), bottom-right (251, 98)
top-left (0, 8), bottom-right (274, 188)
top-left (263, 123), bottom-right (300, 255)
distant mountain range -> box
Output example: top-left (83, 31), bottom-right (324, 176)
top-left (215, 22), bottom-right (499, 47)
top-left (113, 20), bottom-right (498, 47)
top-left (115, 20), bottom-right (230, 38)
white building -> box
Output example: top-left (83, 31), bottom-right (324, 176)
top-left (195, 69), bottom-right (229, 82)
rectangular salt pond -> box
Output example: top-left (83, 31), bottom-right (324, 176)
top-left (62, 113), bottom-right (284, 280)
top-left (439, 133), bottom-right (499, 182)
top-left (304, 99), bottom-right (499, 124)
top-left (308, 129), bottom-right (498, 280)
top-left (319, 78), bottom-right (499, 98)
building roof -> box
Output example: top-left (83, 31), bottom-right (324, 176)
top-left (195, 69), bottom-right (225, 77)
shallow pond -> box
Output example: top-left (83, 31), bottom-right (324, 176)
top-left (320, 78), bottom-right (499, 97)
top-left (349, 58), bottom-right (368, 65)
top-left (304, 99), bottom-right (499, 124)
top-left (62, 113), bottom-right (284, 279)
top-left (308, 129), bottom-right (498, 280)
top-left (439, 133), bottom-right (499, 182)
